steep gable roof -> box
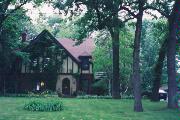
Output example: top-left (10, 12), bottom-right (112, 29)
top-left (58, 38), bottom-right (95, 62)
top-left (25, 30), bottom-right (95, 64)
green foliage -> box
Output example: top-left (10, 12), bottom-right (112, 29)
top-left (24, 99), bottom-right (63, 111)
top-left (0, 8), bottom-right (34, 74)
top-left (176, 55), bottom-right (180, 101)
top-left (57, 20), bottom-right (85, 41)
top-left (149, 0), bottom-right (173, 17)
top-left (1, 90), bottom-right (57, 97)
top-left (54, 0), bottom-right (123, 40)
top-left (93, 26), bottom-right (133, 94)
top-left (33, 15), bottom-right (85, 42)
top-left (140, 19), bottom-right (168, 90)
top-left (77, 95), bottom-right (112, 99)
top-left (77, 95), bottom-right (134, 99)
top-left (92, 79), bottom-right (108, 90)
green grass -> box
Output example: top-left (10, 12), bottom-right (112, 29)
top-left (0, 97), bottom-right (179, 120)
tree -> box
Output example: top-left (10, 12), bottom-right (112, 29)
top-left (139, 20), bottom-right (168, 101)
top-left (0, 8), bottom-right (35, 94)
top-left (0, 0), bottom-right (46, 94)
top-left (140, 20), bottom-right (163, 90)
top-left (122, 0), bottom-right (148, 112)
top-left (131, 1), bottom-right (144, 112)
top-left (93, 27), bottom-right (133, 95)
top-left (0, 0), bottom-right (45, 29)
top-left (151, 38), bottom-right (167, 101)
top-left (120, 0), bottom-right (168, 112)
top-left (166, 0), bottom-right (180, 108)
top-left (146, 0), bottom-right (180, 108)
top-left (46, 16), bottom-right (81, 39)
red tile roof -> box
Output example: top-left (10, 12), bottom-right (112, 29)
top-left (58, 38), bottom-right (95, 62)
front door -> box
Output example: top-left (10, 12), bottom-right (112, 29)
top-left (62, 78), bottom-right (70, 95)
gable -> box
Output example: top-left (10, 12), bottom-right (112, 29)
top-left (58, 38), bottom-right (95, 62)
top-left (25, 30), bottom-right (80, 65)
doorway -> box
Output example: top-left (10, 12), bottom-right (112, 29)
top-left (62, 78), bottom-right (70, 95)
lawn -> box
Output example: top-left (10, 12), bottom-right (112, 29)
top-left (0, 97), bottom-right (179, 120)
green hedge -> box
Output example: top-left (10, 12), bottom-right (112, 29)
top-left (77, 95), bottom-right (112, 99)
top-left (24, 99), bottom-right (63, 112)
top-left (77, 95), bottom-right (134, 99)
top-left (1, 90), bottom-right (57, 98)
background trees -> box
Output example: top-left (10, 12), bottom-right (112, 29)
top-left (0, 9), bottom-right (34, 94)
top-left (93, 27), bottom-right (133, 96)
top-left (140, 20), bottom-right (168, 93)
top-left (150, 20), bottom-right (168, 101)
top-left (0, 0), bottom-right (45, 94)
top-left (147, 0), bottom-right (179, 108)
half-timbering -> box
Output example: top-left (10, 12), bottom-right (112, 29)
top-left (7, 30), bottom-right (95, 96)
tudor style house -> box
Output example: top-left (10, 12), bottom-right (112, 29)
top-left (17, 30), bottom-right (95, 96)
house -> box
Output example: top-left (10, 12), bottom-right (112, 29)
top-left (17, 30), bottom-right (95, 96)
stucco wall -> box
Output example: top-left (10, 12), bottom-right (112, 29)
top-left (21, 56), bottom-right (93, 74)
top-left (56, 75), bottom-right (77, 95)
top-left (61, 57), bottom-right (79, 73)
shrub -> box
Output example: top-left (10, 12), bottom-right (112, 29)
top-left (41, 90), bottom-right (56, 95)
top-left (24, 99), bottom-right (63, 112)
top-left (77, 95), bottom-right (134, 99)
top-left (56, 88), bottom-right (62, 97)
top-left (121, 94), bottom-right (134, 99)
top-left (77, 95), bottom-right (112, 99)
top-left (1, 90), bottom-right (58, 98)
top-left (77, 91), bottom-right (86, 96)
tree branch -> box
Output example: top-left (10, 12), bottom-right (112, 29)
top-left (5, 0), bottom-right (29, 18)
top-left (0, 0), bottom-right (29, 24)
top-left (144, 10), bottom-right (158, 19)
top-left (123, 17), bottom-right (135, 23)
top-left (0, 0), bottom-right (13, 12)
top-left (144, 6), bottom-right (169, 18)
top-left (120, 6), bottom-right (137, 18)
top-left (0, 0), bottom-right (13, 27)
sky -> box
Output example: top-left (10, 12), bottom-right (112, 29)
top-left (23, 3), bottom-right (60, 24)
top-left (23, 3), bottom-right (162, 24)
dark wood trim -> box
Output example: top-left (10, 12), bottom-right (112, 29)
top-left (20, 73), bottom-right (88, 75)
top-left (89, 64), bottom-right (91, 73)
top-left (25, 64), bottom-right (27, 73)
top-left (42, 54), bottom-right (45, 73)
top-left (80, 73), bottom-right (93, 75)
top-left (37, 57), bottom-right (40, 73)
top-left (72, 60), bottom-right (74, 73)
top-left (67, 57), bottom-right (68, 73)
top-left (78, 66), bottom-right (80, 73)
top-left (92, 63), bottom-right (94, 73)
top-left (24, 30), bottom-right (81, 65)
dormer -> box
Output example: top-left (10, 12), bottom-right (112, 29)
top-left (79, 51), bottom-right (92, 70)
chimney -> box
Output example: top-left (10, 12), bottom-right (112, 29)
top-left (21, 30), bottom-right (27, 42)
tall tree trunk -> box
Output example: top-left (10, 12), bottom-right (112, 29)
top-left (2, 73), bottom-right (6, 95)
top-left (132, 2), bottom-right (144, 112)
top-left (110, 26), bottom-right (120, 98)
top-left (167, 0), bottom-right (180, 109)
top-left (151, 39), bottom-right (167, 101)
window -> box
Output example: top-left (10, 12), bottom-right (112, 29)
top-left (81, 58), bottom-right (90, 70)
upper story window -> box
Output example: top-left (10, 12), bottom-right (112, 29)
top-left (81, 58), bottom-right (90, 70)
top-left (79, 51), bottom-right (92, 70)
